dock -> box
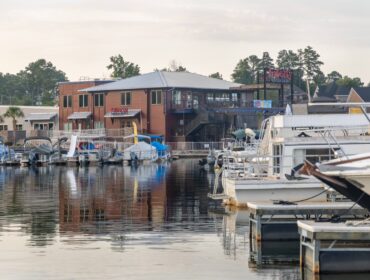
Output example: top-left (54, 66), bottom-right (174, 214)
top-left (247, 201), bottom-right (368, 267)
top-left (298, 220), bottom-right (370, 274)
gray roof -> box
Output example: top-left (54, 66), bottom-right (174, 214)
top-left (68, 112), bottom-right (92, 120)
top-left (25, 113), bottom-right (57, 122)
top-left (80, 71), bottom-right (241, 92)
top-left (353, 87), bottom-right (370, 102)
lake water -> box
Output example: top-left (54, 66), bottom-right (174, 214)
top-left (0, 159), bottom-right (366, 280)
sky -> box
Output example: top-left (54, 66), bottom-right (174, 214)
top-left (1, 0), bottom-right (370, 83)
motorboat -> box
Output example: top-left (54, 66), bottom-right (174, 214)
top-left (213, 113), bottom-right (370, 207)
top-left (22, 136), bottom-right (54, 166)
top-left (299, 153), bottom-right (370, 211)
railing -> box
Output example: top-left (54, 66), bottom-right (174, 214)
top-left (167, 142), bottom-right (224, 151)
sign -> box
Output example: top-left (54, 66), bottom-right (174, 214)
top-left (266, 69), bottom-right (292, 84)
top-left (253, 100), bottom-right (272, 109)
top-left (111, 107), bottom-right (129, 115)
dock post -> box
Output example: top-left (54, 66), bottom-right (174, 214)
top-left (312, 239), bottom-right (320, 274)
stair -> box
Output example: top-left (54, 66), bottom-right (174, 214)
top-left (184, 109), bottom-right (213, 136)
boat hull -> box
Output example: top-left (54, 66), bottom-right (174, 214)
top-left (223, 177), bottom-right (326, 207)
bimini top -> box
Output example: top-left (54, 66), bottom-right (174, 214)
top-left (80, 71), bottom-right (241, 92)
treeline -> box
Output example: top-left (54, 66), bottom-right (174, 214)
top-left (0, 49), bottom-right (368, 106)
top-left (0, 59), bottom-right (67, 106)
top-left (230, 46), bottom-right (366, 92)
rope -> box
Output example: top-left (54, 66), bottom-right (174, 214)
top-left (273, 189), bottom-right (328, 205)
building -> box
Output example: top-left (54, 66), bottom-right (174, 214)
top-left (0, 105), bottom-right (59, 143)
top-left (313, 82), bottom-right (352, 102)
top-left (58, 79), bottom-right (114, 131)
top-left (346, 87), bottom-right (370, 113)
top-left (58, 71), bottom-right (307, 142)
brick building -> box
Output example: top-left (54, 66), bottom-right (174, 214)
top-left (58, 71), bottom-right (289, 142)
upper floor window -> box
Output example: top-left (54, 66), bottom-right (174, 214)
top-left (16, 124), bottom-right (23, 131)
top-left (0, 125), bottom-right (8, 131)
top-left (63, 96), bottom-right (72, 108)
top-left (231, 93), bottom-right (239, 102)
top-left (172, 90), bottom-right (182, 105)
top-left (207, 93), bottom-right (214, 103)
top-left (79, 95), bottom-right (88, 107)
top-left (94, 94), bottom-right (104, 107)
top-left (121, 92), bottom-right (132, 106)
top-left (151, 90), bottom-right (162, 105)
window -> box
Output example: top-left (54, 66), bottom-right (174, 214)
top-left (121, 92), bottom-right (132, 105)
top-left (34, 123), bottom-right (54, 130)
top-left (16, 124), bottom-right (23, 131)
top-left (207, 93), bottom-right (214, 103)
top-left (63, 96), bottom-right (72, 108)
top-left (94, 94), bottom-right (104, 107)
top-left (151, 90), bottom-right (162, 105)
top-left (0, 125), bottom-right (8, 131)
top-left (172, 90), bottom-right (182, 105)
top-left (64, 122), bottom-right (72, 131)
top-left (231, 93), bottom-right (239, 102)
top-left (94, 122), bottom-right (104, 129)
top-left (79, 95), bottom-right (88, 107)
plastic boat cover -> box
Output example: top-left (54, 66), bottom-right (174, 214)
top-left (123, 142), bottom-right (157, 161)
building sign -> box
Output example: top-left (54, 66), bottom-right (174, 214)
top-left (111, 107), bottom-right (129, 115)
top-left (253, 100), bottom-right (272, 109)
top-left (266, 69), bottom-right (292, 84)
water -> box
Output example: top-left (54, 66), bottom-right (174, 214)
top-left (0, 159), bottom-right (365, 279)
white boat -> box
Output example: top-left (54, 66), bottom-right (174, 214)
top-left (216, 113), bottom-right (370, 207)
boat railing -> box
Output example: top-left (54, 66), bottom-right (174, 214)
top-left (223, 151), bottom-right (341, 180)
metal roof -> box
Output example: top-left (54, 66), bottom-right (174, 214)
top-left (104, 109), bottom-right (141, 118)
top-left (68, 112), bottom-right (92, 120)
top-left (25, 113), bottom-right (57, 122)
top-left (80, 71), bottom-right (241, 92)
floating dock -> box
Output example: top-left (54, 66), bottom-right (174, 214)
top-left (247, 201), bottom-right (368, 267)
top-left (298, 220), bottom-right (370, 274)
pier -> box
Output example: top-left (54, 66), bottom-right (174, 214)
top-left (247, 201), bottom-right (368, 266)
top-left (298, 220), bottom-right (370, 274)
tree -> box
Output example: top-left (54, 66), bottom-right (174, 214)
top-left (258, 52), bottom-right (274, 71)
top-left (326, 71), bottom-right (342, 83)
top-left (18, 59), bottom-right (67, 105)
top-left (336, 76), bottom-right (364, 87)
top-left (231, 58), bottom-right (254, 84)
top-left (209, 72), bottom-right (223, 80)
top-left (276, 50), bottom-right (299, 69)
top-left (3, 106), bottom-right (24, 145)
top-left (298, 46), bottom-right (324, 82)
top-left (107, 54), bottom-right (140, 79)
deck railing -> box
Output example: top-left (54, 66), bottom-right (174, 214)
top-left (166, 142), bottom-right (224, 151)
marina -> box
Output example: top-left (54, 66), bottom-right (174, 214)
top-left (1, 1), bottom-right (370, 277)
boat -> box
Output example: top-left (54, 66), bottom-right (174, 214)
top-left (22, 136), bottom-right (54, 166)
top-left (140, 134), bottom-right (171, 161)
top-left (299, 153), bottom-right (370, 211)
top-left (78, 141), bottom-right (102, 166)
top-left (213, 113), bottom-right (370, 207)
top-left (49, 137), bottom-right (69, 165)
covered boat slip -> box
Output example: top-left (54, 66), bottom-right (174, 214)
top-left (247, 201), bottom-right (368, 267)
top-left (298, 220), bottom-right (370, 274)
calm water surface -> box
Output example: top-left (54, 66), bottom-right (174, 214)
top-left (0, 159), bottom-right (359, 280)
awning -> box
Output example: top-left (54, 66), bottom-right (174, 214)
top-left (104, 109), bottom-right (141, 118)
top-left (25, 113), bottom-right (57, 122)
top-left (68, 112), bottom-right (92, 120)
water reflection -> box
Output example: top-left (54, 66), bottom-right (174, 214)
top-left (0, 160), bottom-right (315, 279)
